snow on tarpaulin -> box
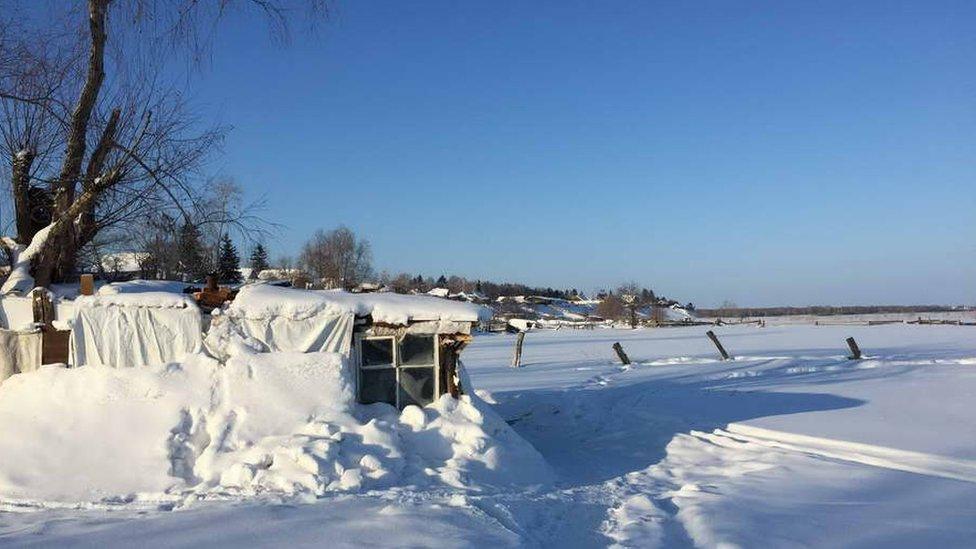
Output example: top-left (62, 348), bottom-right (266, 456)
top-left (229, 284), bottom-right (492, 325)
top-left (70, 292), bottom-right (203, 368)
top-left (98, 280), bottom-right (190, 295)
top-left (0, 339), bottom-right (552, 505)
top-left (220, 285), bottom-right (491, 355)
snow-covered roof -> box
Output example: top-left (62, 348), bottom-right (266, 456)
top-left (228, 284), bottom-right (491, 324)
top-left (100, 252), bottom-right (149, 273)
top-left (257, 268), bottom-right (301, 281)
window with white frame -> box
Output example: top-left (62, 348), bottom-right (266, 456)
top-left (357, 334), bottom-right (439, 409)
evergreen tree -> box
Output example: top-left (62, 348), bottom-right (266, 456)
top-left (178, 222), bottom-right (207, 282)
top-left (249, 243), bottom-right (270, 276)
top-left (436, 274), bottom-right (448, 286)
top-left (217, 234), bottom-right (242, 283)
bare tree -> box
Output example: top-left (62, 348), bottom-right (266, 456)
top-left (0, 1), bottom-right (323, 291)
top-left (276, 255), bottom-right (294, 272)
top-left (595, 293), bottom-right (626, 322)
top-left (617, 282), bottom-right (656, 328)
top-left (193, 178), bottom-right (273, 269)
top-left (299, 225), bottom-right (373, 290)
top-left (388, 272), bottom-right (414, 294)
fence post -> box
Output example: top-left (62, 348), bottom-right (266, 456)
top-left (612, 342), bottom-right (631, 365)
top-left (846, 337), bottom-right (862, 360)
top-left (511, 331), bottom-right (526, 368)
top-left (79, 274), bottom-right (95, 296)
top-left (706, 330), bottom-right (732, 360)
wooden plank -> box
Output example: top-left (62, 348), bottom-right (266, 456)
top-left (31, 289), bottom-right (55, 326)
top-left (79, 274), bottom-right (95, 296)
top-left (41, 327), bottom-right (70, 365)
top-left (706, 330), bottom-right (732, 360)
top-left (511, 331), bottom-right (525, 368)
top-left (846, 337), bottom-right (862, 360)
top-left (612, 342), bottom-right (631, 365)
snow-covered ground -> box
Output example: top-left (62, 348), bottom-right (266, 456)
top-left (2, 324), bottom-right (975, 547)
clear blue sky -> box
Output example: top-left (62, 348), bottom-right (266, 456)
top-left (188, 0), bottom-right (973, 307)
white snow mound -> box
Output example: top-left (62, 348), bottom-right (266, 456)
top-left (0, 348), bottom-right (551, 505)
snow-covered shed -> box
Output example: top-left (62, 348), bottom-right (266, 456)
top-left (220, 285), bottom-right (491, 409)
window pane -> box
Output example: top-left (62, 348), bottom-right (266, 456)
top-left (400, 335), bottom-right (435, 366)
top-left (360, 368), bottom-right (397, 406)
top-left (398, 367), bottom-right (435, 408)
top-left (361, 338), bottom-right (393, 366)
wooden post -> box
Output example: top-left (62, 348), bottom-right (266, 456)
top-left (511, 331), bottom-right (525, 368)
top-left (706, 330), bottom-right (732, 360)
top-left (846, 337), bottom-right (862, 360)
top-left (31, 289), bottom-right (69, 365)
top-left (79, 274), bottom-right (95, 296)
top-left (612, 342), bottom-right (631, 365)
top-left (31, 289), bottom-right (54, 327)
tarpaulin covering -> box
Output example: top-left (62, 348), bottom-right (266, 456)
top-left (0, 328), bottom-right (41, 383)
top-left (70, 293), bottom-right (203, 368)
top-left (234, 312), bottom-right (355, 355)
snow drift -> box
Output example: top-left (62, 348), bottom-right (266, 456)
top-left (0, 323), bottom-right (551, 506)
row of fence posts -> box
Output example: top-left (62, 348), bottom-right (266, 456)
top-left (509, 329), bottom-right (864, 368)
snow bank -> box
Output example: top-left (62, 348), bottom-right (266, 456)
top-left (0, 359), bottom-right (217, 502)
top-left (229, 285), bottom-right (491, 324)
top-left (0, 345), bottom-right (551, 505)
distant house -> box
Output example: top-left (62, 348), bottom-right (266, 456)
top-left (98, 252), bottom-right (151, 281)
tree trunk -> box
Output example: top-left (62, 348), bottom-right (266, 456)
top-left (54, 0), bottom-right (108, 210)
top-left (11, 150), bottom-right (35, 244)
top-left (31, 184), bottom-right (104, 288)
top-left (30, 0), bottom-right (109, 287)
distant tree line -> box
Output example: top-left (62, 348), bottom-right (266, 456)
top-left (92, 220), bottom-right (688, 310)
top-left (697, 305), bottom-right (969, 318)
top-left (370, 271), bottom-right (584, 301)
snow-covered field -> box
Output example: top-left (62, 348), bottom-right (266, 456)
top-left (2, 324), bottom-right (975, 547)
